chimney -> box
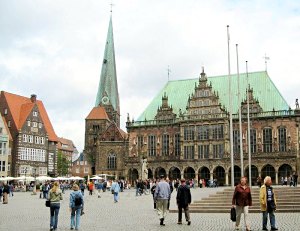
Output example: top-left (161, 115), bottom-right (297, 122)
top-left (30, 94), bottom-right (37, 103)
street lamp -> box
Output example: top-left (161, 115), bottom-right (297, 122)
top-left (24, 167), bottom-right (27, 192)
top-left (32, 168), bottom-right (37, 195)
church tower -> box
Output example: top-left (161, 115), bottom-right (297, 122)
top-left (84, 14), bottom-right (127, 177)
top-left (95, 15), bottom-right (120, 127)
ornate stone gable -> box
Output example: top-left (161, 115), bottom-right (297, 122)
top-left (100, 123), bottom-right (124, 142)
top-left (185, 68), bottom-right (227, 118)
top-left (241, 86), bottom-right (263, 114)
top-left (154, 92), bottom-right (176, 121)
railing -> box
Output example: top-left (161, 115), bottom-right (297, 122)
top-left (127, 110), bottom-right (297, 127)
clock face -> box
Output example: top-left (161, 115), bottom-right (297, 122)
top-left (101, 96), bottom-right (109, 105)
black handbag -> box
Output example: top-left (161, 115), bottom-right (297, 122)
top-left (45, 200), bottom-right (51, 207)
top-left (230, 207), bottom-right (236, 222)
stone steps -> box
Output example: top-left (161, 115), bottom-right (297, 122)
top-left (170, 187), bottom-right (300, 213)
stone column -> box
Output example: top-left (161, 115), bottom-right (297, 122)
top-left (275, 171), bottom-right (278, 185)
top-left (225, 172), bottom-right (229, 186)
top-left (210, 172), bottom-right (213, 181)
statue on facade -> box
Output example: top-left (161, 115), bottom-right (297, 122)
top-left (141, 158), bottom-right (148, 180)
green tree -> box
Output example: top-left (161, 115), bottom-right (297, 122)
top-left (57, 150), bottom-right (69, 176)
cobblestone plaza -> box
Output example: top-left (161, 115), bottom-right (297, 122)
top-left (1, 187), bottom-right (299, 231)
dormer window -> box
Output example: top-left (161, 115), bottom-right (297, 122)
top-left (27, 121), bottom-right (31, 127)
top-left (8, 121), bottom-right (11, 127)
top-left (33, 122), bottom-right (37, 127)
top-left (4, 108), bottom-right (8, 115)
top-left (33, 111), bottom-right (38, 117)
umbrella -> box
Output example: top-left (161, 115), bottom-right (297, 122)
top-left (69, 176), bottom-right (84, 180)
top-left (0, 176), bottom-right (15, 181)
top-left (90, 176), bottom-right (104, 180)
top-left (36, 176), bottom-right (53, 181)
top-left (15, 176), bottom-right (35, 181)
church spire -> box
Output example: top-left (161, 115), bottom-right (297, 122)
top-left (95, 15), bottom-right (120, 119)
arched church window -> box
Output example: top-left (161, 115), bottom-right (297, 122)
top-left (107, 153), bottom-right (116, 169)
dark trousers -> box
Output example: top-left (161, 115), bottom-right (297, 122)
top-left (178, 205), bottom-right (190, 222)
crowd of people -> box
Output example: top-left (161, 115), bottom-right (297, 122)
top-left (0, 173), bottom-right (299, 230)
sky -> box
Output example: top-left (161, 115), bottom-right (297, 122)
top-left (1, 0), bottom-right (300, 152)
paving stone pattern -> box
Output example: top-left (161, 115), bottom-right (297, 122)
top-left (0, 187), bottom-right (299, 231)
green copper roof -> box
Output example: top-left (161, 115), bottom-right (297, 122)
top-left (137, 71), bottom-right (289, 121)
top-left (95, 16), bottom-right (120, 113)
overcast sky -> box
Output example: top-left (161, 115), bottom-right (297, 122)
top-left (1, 0), bottom-right (300, 152)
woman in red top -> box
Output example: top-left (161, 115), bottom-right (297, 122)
top-left (232, 177), bottom-right (252, 231)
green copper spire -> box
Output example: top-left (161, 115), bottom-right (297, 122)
top-left (95, 16), bottom-right (120, 115)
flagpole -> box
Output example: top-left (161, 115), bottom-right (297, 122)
top-left (227, 25), bottom-right (234, 188)
top-left (246, 61), bottom-right (252, 187)
top-left (236, 44), bottom-right (244, 177)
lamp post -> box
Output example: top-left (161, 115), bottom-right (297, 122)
top-left (24, 167), bottom-right (27, 192)
top-left (32, 168), bottom-right (37, 195)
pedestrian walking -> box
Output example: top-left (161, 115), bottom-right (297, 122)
top-left (48, 181), bottom-right (63, 231)
top-left (70, 184), bottom-right (84, 230)
top-left (2, 183), bottom-right (9, 204)
top-left (97, 180), bottom-right (103, 198)
top-left (79, 182), bottom-right (85, 196)
top-left (176, 179), bottom-right (191, 225)
top-left (151, 180), bottom-right (158, 209)
top-left (232, 177), bottom-right (252, 231)
top-left (154, 175), bottom-right (171, 226)
top-left (293, 172), bottom-right (298, 187)
top-left (88, 181), bottom-right (94, 195)
top-left (9, 183), bottom-right (14, 197)
top-left (260, 176), bottom-right (278, 230)
top-left (111, 179), bottom-right (120, 203)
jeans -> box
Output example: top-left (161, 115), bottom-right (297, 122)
top-left (71, 207), bottom-right (81, 230)
top-left (262, 210), bottom-right (276, 229)
top-left (136, 187), bottom-right (140, 196)
top-left (114, 192), bottom-right (119, 202)
top-left (50, 203), bottom-right (60, 229)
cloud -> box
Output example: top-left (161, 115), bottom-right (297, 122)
top-left (1, 0), bottom-right (300, 151)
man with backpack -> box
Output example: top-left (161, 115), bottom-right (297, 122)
top-left (70, 184), bottom-right (84, 230)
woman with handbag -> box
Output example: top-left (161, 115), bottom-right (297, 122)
top-left (48, 182), bottom-right (63, 231)
top-left (111, 179), bottom-right (120, 203)
top-left (232, 177), bottom-right (252, 231)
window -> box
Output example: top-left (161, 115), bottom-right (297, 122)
top-left (162, 134), bottom-right (169, 155)
top-left (184, 126), bottom-right (194, 141)
top-left (198, 145), bottom-right (209, 159)
top-left (137, 136), bottom-right (143, 149)
top-left (0, 161), bottom-right (5, 171)
top-left (263, 128), bottom-right (272, 153)
top-left (40, 137), bottom-right (45, 144)
top-left (250, 129), bottom-right (257, 153)
top-left (84, 168), bottom-right (89, 173)
top-left (148, 135), bottom-right (156, 156)
top-left (7, 164), bottom-right (10, 172)
top-left (39, 167), bottom-right (47, 176)
top-left (39, 123), bottom-right (43, 128)
top-left (28, 135), bottom-right (33, 143)
top-left (184, 145), bottom-right (195, 159)
top-left (33, 111), bottom-right (38, 116)
top-left (233, 130), bottom-right (240, 154)
top-left (212, 125), bottom-right (224, 140)
top-left (19, 166), bottom-right (27, 174)
top-left (4, 108), bottom-right (8, 115)
top-left (213, 144), bottom-right (224, 158)
top-left (197, 125), bottom-right (209, 140)
top-left (174, 133), bottom-right (180, 156)
top-left (35, 136), bottom-right (40, 144)
top-left (107, 153), bottom-right (116, 169)
top-left (278, 127), bottom-right (286, 152)
top-left (27, 121), bottom-right (31, 127)
top-left (19, 147), bottom-right (46, 162)
top-left (8, 121), bottom-right (11, 127)
top-left (0, 142), bottom-right (7, 155)
top-left (33, 122), bottom-right (37, 127)
top-left (23, 134), bottom-right (28, 143)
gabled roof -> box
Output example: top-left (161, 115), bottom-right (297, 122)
top-left (138, 71), bottom-right (289, 121)
top-left (57, 137), bottom-right (76, 152)
top-left (1, 91), bottom-right (58, 141)
top-left (86, 106), bottom-right (110, 120)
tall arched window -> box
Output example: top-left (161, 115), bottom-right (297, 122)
top-left (107, 153), bottom-right (116, 169)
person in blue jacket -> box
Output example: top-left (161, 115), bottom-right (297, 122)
top-left (69, 184), bottom-right (84, 230)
